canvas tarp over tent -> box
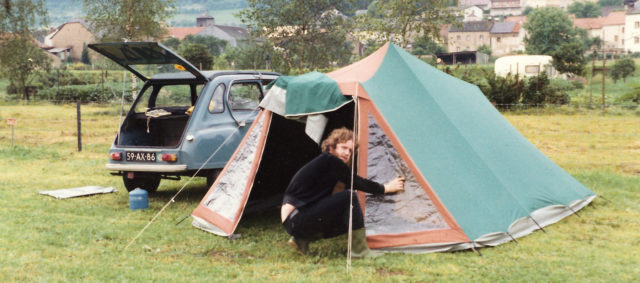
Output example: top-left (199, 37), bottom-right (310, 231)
top-left (191, 43), bottom-right (595, 252)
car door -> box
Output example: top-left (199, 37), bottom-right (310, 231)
top-left (181, 78), bottom-right (266, 170)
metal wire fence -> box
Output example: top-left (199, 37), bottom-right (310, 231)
top-left (1, 102), bottom-right (639, 175)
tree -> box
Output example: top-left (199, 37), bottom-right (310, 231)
top-left (552, 40), bottom-right (587, 76)
top-left (610, 57), bottom-right (636, 83)
top-left (238, 0), bottom-right (353, 70)
top-left (525, 7), bottom-right (588, 76)
top-left (361, 0), bottom-right (457, 48)
top-left (522, 6), bottom-right (534, 15)
top-left (181, 43), bottom-right (213, 70)
top-left (0, 0), bottom-right (51, 100)
top-left (524, 7), bottom-right (577, 55)
top-left (180, 35), bottom-right (227, 57)
top-left (411, 35), bottom-right (446, 56)
top-left (477, 44), bottom-right (492, 56)
top-left (82, 0), bottom-right (175, 41)
top-left (162, 37), bottom-right (180, 51)
top-left (568, 2), bottom-right (601, 18)
top-left (597, 0), bottom-right (623, 7)
top-left (81, 43), bottom-right (91, 65)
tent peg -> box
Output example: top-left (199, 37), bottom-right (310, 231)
top-left (530, 217), bottom-right (546, 233)
top-left (567, 206), bottom-right (581, 218)
top-left (175, 214), bottom-right (191, 225)
top-left (228, 234), bottom-right (242, 242)
top-left (598, 195), bottom-right (612, 203)
top-left (470, 242), bottom-right (482, 256)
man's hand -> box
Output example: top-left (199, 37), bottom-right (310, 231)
top-left (384, 177), bottom-right (405, 194)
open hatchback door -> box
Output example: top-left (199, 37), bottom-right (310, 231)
top-left (90, 41), bottom-right (279, 193)
top-left (88, 42), bottom-right (207, 82)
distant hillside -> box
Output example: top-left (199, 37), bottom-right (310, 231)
top-left (45, 0), bottom-right (248, 28)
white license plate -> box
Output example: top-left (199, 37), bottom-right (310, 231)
top-left (125, 151), bottom-right (157, 162)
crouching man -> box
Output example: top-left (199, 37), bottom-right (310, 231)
top-left (281, 127), bottom-right (405, 257)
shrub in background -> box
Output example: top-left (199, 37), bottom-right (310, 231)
top-left (480, 72), bottom-right (524, 107)
top-left (37, 84), bottom-right (122, 103)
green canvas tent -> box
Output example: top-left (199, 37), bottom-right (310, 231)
top-left (191, 43), bottom-right (595, 252)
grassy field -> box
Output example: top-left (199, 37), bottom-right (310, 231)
top-left (0, 103), bottom-right (639, 281)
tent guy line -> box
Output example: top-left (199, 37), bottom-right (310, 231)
top-left (122, 106), bottom-right (262, 252)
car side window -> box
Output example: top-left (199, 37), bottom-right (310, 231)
top-left (229, 82), bottom-right (261, 111)
top-left (133, 85), bottom-right (154, 113)
top-left (208, 83), bottom-right (225, 113)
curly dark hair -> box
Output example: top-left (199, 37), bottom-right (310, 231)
top-left (321, 127), bottom-right (353, 152)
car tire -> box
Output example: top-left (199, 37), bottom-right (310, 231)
top-left (123, 172), bottom-right (161, 193)
top-left (206, 169), bottom-right (220, 189)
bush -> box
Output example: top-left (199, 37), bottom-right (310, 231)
top-left (480, 73), bottom-right (524, 107)
top-left (617, 84), bottom-right (640, 105)
top-left (570, 79), bottom-right (585, 90)
top-left (522, 73), bottom-right (571, 106)
top-left (37, 84), bottom-right (116, 103)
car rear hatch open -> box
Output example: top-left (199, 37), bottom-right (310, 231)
top-left (88, 42), bottom-right (207, 82)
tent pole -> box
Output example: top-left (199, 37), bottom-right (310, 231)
top-left (530, 217), bottom-right (546, 233)
top-left (346, 87), bottom-right (360, 273)
top-left (507, 233), bottom-right (519, 244)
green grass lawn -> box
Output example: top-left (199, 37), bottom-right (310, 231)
top-left (0, 104), bottom-right (639, 281)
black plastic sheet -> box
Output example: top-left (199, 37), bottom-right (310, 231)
top-left (204, 114), bottom-right (266, 220)
top-left (364, 114), bottom-right (449, 235)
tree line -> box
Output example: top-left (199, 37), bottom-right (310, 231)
top-left (0, 0), bottom-right (637, 103)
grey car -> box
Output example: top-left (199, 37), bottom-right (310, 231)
top-left (89, 42), bottom-right (279, 193)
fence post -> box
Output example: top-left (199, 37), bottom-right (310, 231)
top-left (77, 101), bottom-right (82, 152)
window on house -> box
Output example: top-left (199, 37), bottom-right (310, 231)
top-left (636, 37), bottom-right (639, 44)
top-left (479, 35), bottom-right (483, 40)
top-left (457, 35), bottom-right (461, 40)
top-left (636, 21), bottom-right (640, 28)
top-left (622, 27), bottom-right (625, 33)
top-left (622, 39), bottom-right (625, 45)
top-left (497, 37), bottom-right (501, 43)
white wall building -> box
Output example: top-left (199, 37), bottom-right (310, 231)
top-left (625, 6), bottom-right (640, 52)
top-left (494, 55), bottom-right (559, 77)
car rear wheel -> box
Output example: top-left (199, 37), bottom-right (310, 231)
top-left (123, 172), bottom-right (161, 193)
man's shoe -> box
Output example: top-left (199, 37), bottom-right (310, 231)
top-left (288, 236), bottom-right (310, 255)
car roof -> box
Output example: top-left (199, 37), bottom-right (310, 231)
top-left (149, 70), bottom-right (280, 82)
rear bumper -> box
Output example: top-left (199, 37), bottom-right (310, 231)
top-left (105, 163), bottom-right (187, 172)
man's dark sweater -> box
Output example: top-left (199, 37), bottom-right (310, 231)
top-left (283, 152), bottom-right (385, 209)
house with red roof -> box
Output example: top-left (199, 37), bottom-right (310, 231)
top-left (490, 21), bottom-right (524, 56)
top-left (165, 12), bottom-right (250, 48)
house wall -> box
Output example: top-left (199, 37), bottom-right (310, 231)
top-left (448, 31), bottom-right (492, 52)
top-left (624, 13), bottom-right (640, 52)
top-left (491, 31), bottom-right (523, 56)
top-left (47, 23), bottom-right (95, 62)
top-left (602, 24), bottom-right (625, 50)
top-left (464, 6), bottom-right (484, 22)
top-left (198, 26), bottom-right (238, 47)
top-left (490, 7), bottom-right (523, 16)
